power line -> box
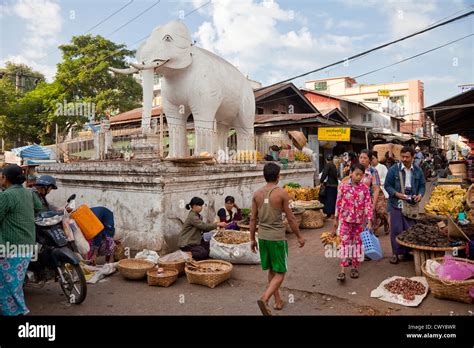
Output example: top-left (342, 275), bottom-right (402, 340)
top-left (105, 0), bottom-right (161, 38)
top-left (184, 0), bottom-right (212, 17)
top-left (85, 0), bottom-right (135, 34)
top-left (322, 5), bottom-right (474, 76)
top-left (40, 0), bottom-right (136, 60)
top-left (264, 10), bottom-right (474, 89)
top-left (256, 33), bottom-right (473, 110)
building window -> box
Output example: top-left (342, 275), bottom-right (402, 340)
top-left (257, 107), bottom-right (264, 115)
top-left (314, 81), bottom-right (327, 91)
top-left (390, 96), bottom-right (405, 105)
top-left (362, 113), bottom-right (372, 123)
top-left (364, 98), bottom-right (378, 102)
top-left (272, 109), bottom-right (279, 114)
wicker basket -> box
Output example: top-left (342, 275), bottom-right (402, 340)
top-left (421, 257), bottom-right (474, 304)
top-left (300, 209), bottom-right (324, 229)
top-left (158, 260), bottom-right (186, 277)
top-left (185, 260), bottom-right (233, 288)
top-left (288, 131), bottom-right (307, 150)
top-left (284, 211), bottom-right (304, 233)
top-left (118, 259), bottom-right (155, 280)
top-left (147, 267), bottom-right (178, 287)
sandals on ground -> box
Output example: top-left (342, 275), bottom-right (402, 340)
top-left (390, 255), bottom-right (399, 264)
top-left (350, 268), bottom-right (359, 279)
top-left (337, 273), bottom-right (346, 282)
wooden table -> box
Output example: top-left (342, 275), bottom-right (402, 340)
top-left (396, 237), bottom-right (466, 276)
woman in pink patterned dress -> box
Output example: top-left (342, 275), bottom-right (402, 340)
top-left (333, 163), bottom-right (373, 282)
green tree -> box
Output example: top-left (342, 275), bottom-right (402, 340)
top-left (0, 62), bottom-right (45, 94)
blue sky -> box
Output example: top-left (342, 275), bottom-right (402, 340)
top-left (0, 0), bottom-right (473, 105)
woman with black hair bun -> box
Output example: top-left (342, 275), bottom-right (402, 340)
top-left (178, 197), bottom-right (227, 260)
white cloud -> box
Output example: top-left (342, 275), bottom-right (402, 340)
top-left (1, 54), bottom-right (56, 80)
top-left (192, 0), bottom-right (364, 85)
top-left (1, 0), bottom-right (62, 81)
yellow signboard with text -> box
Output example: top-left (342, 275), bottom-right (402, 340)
top-left (318, 127), bottom-right (351, 142)
top-left (378, 89), bottom-right (390, 97)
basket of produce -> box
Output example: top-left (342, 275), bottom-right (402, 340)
top-left (284, 185), bottom-right (320, 201)
top-left (210, 230), bottom-right (260, 264)
top-left (424, 185), bottom-right (467, 218)
top-left (185, 260), bottom-right (233, 288)
top-left (300, 209), bottom-right (324, 229)
top-left (147, 267), bottom-right (179, 287)
top-left (422, 257), bottom-right (474, 304)
top-left (397, 223), bottom-right (465, 251)
top-left (283, 208), bottom-right (304, 233)
top-left (158, 260), bottom-right (186, 276)
top-left (118, 259), bottom-right (155, 280)
top-left (290, 200), bottom-right (324, 210)
top-left (294, 151), bottom-right (311, 162)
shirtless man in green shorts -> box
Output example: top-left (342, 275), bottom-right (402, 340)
top-left (250, 162), bottom-right (306, 316)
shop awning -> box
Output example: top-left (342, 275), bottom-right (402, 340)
top-left (425, 89), bottom-right (474, 137)
top-left (11, 144), bottom-right (51, 159)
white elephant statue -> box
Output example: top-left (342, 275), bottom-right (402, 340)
top-left (110, 20), bottom-right (255, 158)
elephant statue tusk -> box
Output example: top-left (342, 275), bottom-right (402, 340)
top-left (130, 60), bottom-right (168, 70)
top-left (109, 66), bottom-right (139, 74)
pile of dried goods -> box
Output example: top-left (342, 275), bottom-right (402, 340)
top-left (186, 261), bottom-right (224, 273)
top-left (384, 277), bottom-right (426, 301)
top-left (214, 230), bottom-right (250, 244)
top-left (398, 223), bottom-right (450, 247)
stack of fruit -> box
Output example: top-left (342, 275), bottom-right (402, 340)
top-left (320, 232), bottom-right (341, 246)
top-left (295, 151), bottom-right (311, 162)
top-left (424, 185), bottom-right (467, 218)
top-left (284, 184), bottom-right (319, 201)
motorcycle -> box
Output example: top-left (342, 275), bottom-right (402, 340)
top-left (26, 194), bottom-right (87, 305)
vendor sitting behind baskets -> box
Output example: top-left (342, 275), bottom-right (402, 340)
top-left (215, 196), bottom-right (242, 230)
top-left (178, 197), bottom-right (226, 260)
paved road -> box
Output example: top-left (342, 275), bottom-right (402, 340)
top-left (25, 217), bottom-right (472, 316)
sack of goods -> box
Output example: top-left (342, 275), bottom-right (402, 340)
top-left (210, 230), bottom-right (260, 264)
top-left (424, 185), bottom-right (467, 218)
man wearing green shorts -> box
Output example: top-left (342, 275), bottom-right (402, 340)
top-left (250, 163), bottom-right (305, 315)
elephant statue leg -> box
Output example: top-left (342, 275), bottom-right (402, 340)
top-left (235, 126), bottom-right (255, 152)
top-left (194, 120), bottom-right (216, 156)
top-left (216, 123), bottom-right (230, 155)
top-left (164, 104), bottom-right (189, 158)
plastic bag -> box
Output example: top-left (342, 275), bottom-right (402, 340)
top-left (209, 233), bottom-right (260, 265)
top-left (436, 255), bottom-right (474, 281)
top-left (62, 216), bottom-right (74, 241)
top-left (70, 219), bottom-right (90, 257)
top-left (87, 262), bottom-right (118, 284)
top-left (159, 250), bottom-right (192, 263)
top-left (135, 249), bottom-right (159, 264)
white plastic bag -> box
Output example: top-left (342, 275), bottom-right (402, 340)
top-left (159, 250), bottom-right (192, 263)
top-left (70, 219), bottom-right (90, 257)
top-left (62, 216), bottom-right (75, 241)
top-left (210, 234), bottom-right (260, 264)
top-left (135, 249), bottom-right (159, 264)
top-left (370, 276), bottom-right (429, 307)
top-left (87, 262), bottom-right (118, 284)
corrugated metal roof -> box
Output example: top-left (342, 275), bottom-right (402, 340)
top-left (110, 106), bottom-right (163, 124)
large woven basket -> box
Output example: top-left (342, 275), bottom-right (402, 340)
top-left (421, 257), bottom-right (474, 304)
top-left (147, 267), bottom-right (178, 287)
top-left (300, 209), bottom-right (324, 229)
top-left (158, 259), bottom-right (186, 277)
top-left (284, 211), bottom-right (304, 233)
top-left (118, 259), bottom-right (155, 280)
top-left (185, 260), bottom-right (233, 288)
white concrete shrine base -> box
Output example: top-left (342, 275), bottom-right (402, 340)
top-left (39, 161), bottom-right (315, 254)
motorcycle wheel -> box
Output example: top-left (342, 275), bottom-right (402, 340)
top-left (57, 263), bottom-right (87, 304)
